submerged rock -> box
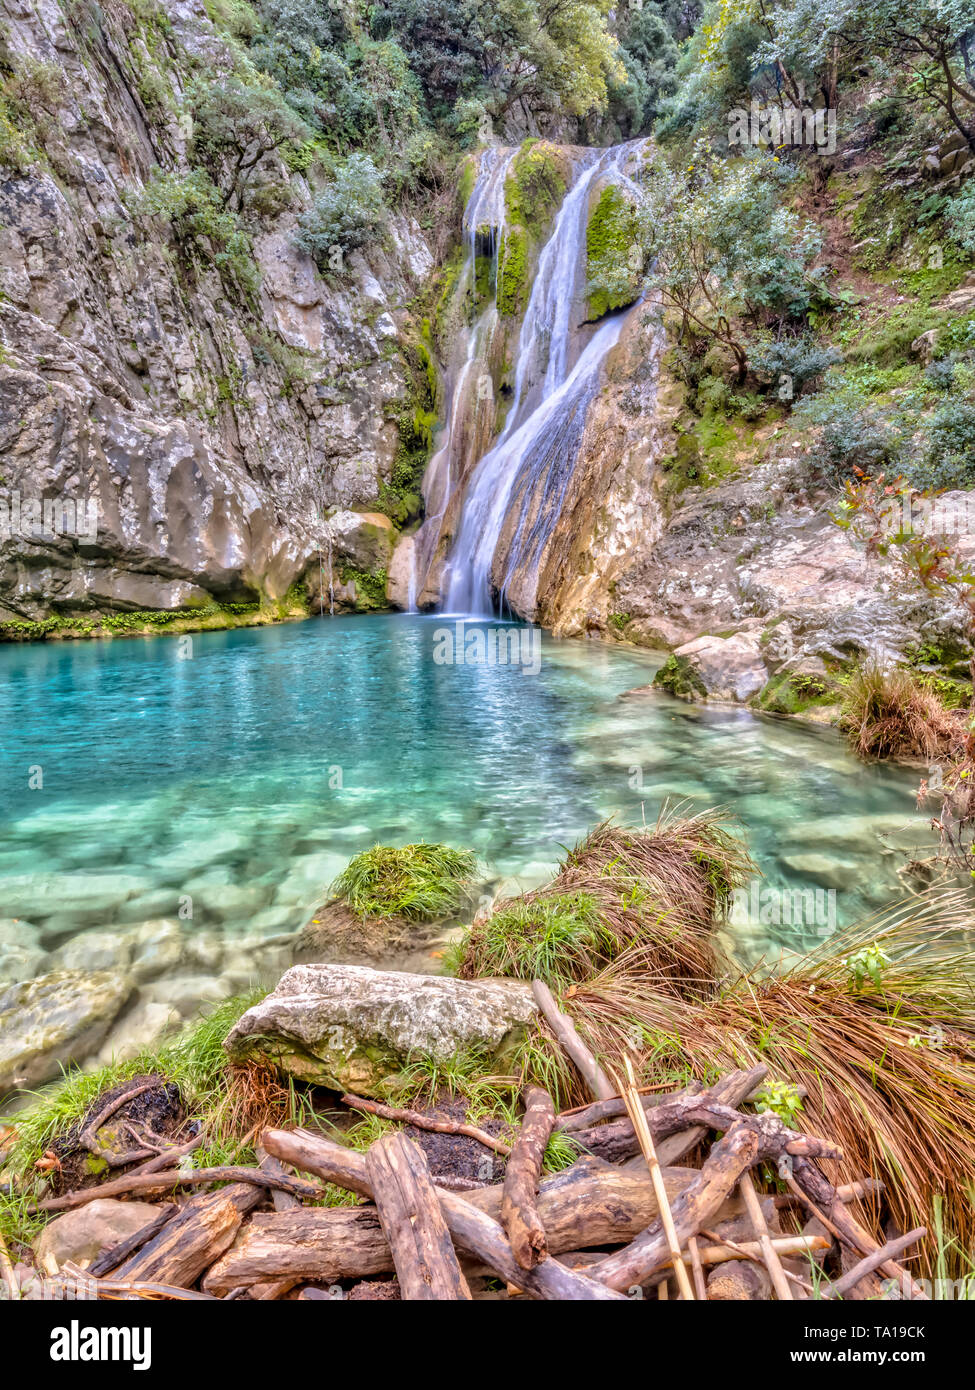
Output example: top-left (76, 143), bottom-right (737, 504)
top-left (0, 969), bottom-right (132, 1092)
top-left (224, 963), bottom-right (537, 1097)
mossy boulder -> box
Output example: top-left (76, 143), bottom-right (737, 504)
top-left (223, 964), bottom-right (537, 1097)
top-left (653, 634), bottom-right (768, 703)
top-left (653, 653), bottom-right (708, 700)
top-left (585, 181), bottom-right (642, 321)
top-left (753, 669), bottom-right (840, 716)
top-left (496, 139), bottom-right (569, 319)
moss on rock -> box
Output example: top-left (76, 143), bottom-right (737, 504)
top-left (586, 182), bottom-right (641, 320)
top-left (652, 654), bottom-right (708, 700)
top-left (496, 140), bottom-right (567, 319)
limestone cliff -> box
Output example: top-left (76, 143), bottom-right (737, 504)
top-left (0, 0), bottom-right (434, 627)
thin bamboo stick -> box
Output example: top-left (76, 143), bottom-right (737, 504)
top-left (619, 1055), bottom-right (695, 1301)
top-left (687, 1235), bottom-right (707, 1300)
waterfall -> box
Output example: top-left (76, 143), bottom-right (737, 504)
top-left (408, 146), bottom-right (518, 611)
top-left (440, 140), bottom-right (646, 619)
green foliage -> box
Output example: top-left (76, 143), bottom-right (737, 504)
top-left (339, 565), bottom-right (388, 611)
top-left (293, 153), bottom-right (388, 269)
top-left (947, 184), bottom-right (975, 258)
top-left (187, 73), bottom-right (311, 208)
top-left (909, 400), bottom-right (975, 491)
top-left (845, 941), bottom-right (892, 990)
top-left (371, 0), bottom-right (623, 126)
top-left (130, 167), bottom-right (260, 296)
top-left (331, 842), bottom-right (478, 922)
top-left (753, 1077), bottom-right (804, 1126)
top-left (653, 653), bottom-right (708, 699)
top-left (748, 335), bottom-right (842, 402)
top-left (605, 3), bottom-right (681, 138)
top-left (461, 892), bottom-right (612, 989)
top-left (640, 145), bottom-right (824, 381)
top-left (796, 387), bottom-right (903, 488)
top-left (496, 141), bottom-right (567, 318)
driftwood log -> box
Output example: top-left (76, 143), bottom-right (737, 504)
top-left (501, 1087), bottom-right (555, 1269)
top-left (342, 1093), bottom-right (510, 1158)
top-left (244, 1147), bottom-right (303, 1301)
top-left (592, 1122), bottom-right (761, 1291)
top-left (261, 1128), bottom-right (625, 1300)
top-left (532, 980), bottom-right (615, 1100)
top-left (366, 1134), bottom-right (472, 1300)
top-left (35, 1163), bottom-right (322, 1213)
top-left (89, 1204), bottom-right (178, 1277)
top-left (204, 1148), bottom-right (718, 1294)
top-left (109, 1183), bottom-right (263, 1288)
top-left (707, 1259), bottom-right (771, 1301)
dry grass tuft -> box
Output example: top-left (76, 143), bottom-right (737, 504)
top-left (558, 893), bottom-right (975, 1274)
top-left (840, 663), bottom-right (963, 761)
top-left (455, 807), bottom-right (754, 994)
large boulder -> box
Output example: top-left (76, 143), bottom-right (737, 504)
top-left (655, 633), bottom-right (768, 704)
top-left (34, 1199), bottom-right (161, 1269)
top-left (223, 964), bottom-right (537, 1097)
top-left (0, 969), bottom-right (133, 1093)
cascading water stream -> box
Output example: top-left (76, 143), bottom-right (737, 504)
top-left (408, 146), bottom-right (517, 610)
top-left (441, 140), bottom-right (647, 618)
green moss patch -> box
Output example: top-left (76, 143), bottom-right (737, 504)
top-left (752, 672), bottom-right (840, 716)
top-left (652, 653), bottom-right (707, 700)
top-left (586, 183), bottom-right (641, 320)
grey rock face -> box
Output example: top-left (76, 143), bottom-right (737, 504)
top-left (613, 465), bottom-right (974, 694)
top-left (224, 963), bottom-right (537, 1096)
top-left (0, 0), bottom-right (432, 621)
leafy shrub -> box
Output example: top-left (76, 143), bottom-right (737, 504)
top-left (904, 400), bottom-right (975, 491)
top-left (294, 154), bottom-right (388, 267)
top-left (797, 391), bottom-right (902, 487)
top-left (946, 184), bottom-right (975, 259)
top-left (188, 75), bottom-right (310, 206)
top-left (748, 336), bottom-right (842, 401)
top-left (129, 168), bottom-right (259, 295)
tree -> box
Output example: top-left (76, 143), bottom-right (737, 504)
top-left (638, 145), bottom-right (825, 381)
top-left (293, 154), bottom-right (388, 270)
top-left (189, 75), bottom-right (311, 207)
top-left (371, 0), bottom-right (624, 129)
top-left (606, 4), bottom-right (682, 138)
top-left (755, 0), bottom-right (975, 150)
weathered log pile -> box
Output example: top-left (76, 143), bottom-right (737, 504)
top-left (17, 1049), bottom-right (927, 1302)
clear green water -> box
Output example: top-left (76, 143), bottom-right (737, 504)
top-left (0, 614), bottom-right (935, 966)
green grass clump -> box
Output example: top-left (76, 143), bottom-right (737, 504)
top-left (461, 892), bottom-right (611, 989)
top-left (331, 843), bottom-right (477, 922)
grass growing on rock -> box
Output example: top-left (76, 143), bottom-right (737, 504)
top-left (331, 842), bottom-right (477, 922)
top-left (840, 663), bottom-right (964, 760)
top-left (454, 810), bottom-right (754, 992)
